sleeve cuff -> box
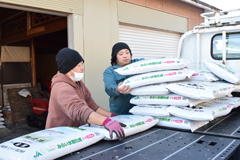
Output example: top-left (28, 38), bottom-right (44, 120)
top-left (112, 88), bottom-right (120, 97)
top-left (84, 108), bottom-right (95, 124)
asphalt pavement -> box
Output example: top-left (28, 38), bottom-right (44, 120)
top-left (0, 123), bottom-right (41, 143)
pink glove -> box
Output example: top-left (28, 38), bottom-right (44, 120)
top-left (102, 117), bottom-right (126, 141)
top-left (110, 113), bottom-right (117, 117)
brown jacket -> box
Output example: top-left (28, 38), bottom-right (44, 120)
top-left (45, 72), bottom-right (100, 129)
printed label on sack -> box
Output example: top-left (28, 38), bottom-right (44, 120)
top-left (40, 145), bottom-right (56, 154)
top-left (175, 106), bottom-right (204, 113)
top-left (142, 74), bottom-right (163, 80)
top-left (129, 118), bottom-right (153, 128)
top-left (156, 117), bottom-right (185, 124)
top-left (140, 60), bottom-right (176, 67)
top-left (192, 73), bottom-right (199, 76)
top-left (213, 87), bottom-right (231, 93)
top-left (57, 133), bottom-right (95, 150)
top-left (0, 144), bottom-right (26, 153)
top-left (138, 106), bottom-right (164, 109)
top-left (125, 80), bottom-right (131, 84)
top-left (213, 62), bottom-right (235, 74)
top-left (142, 72), bottom-right (177, 80)
top-left (149, 96), bottom-right (185, 100)
top-left (177, 83), bottom-right (205, 90)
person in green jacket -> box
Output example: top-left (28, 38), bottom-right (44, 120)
top-left (103, 42), bottom-right (144, 114)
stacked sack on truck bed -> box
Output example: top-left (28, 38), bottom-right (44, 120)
top-left (115, 57), bottom-right (240, 132)
top-left (166, 61), bottom-right (240, 123)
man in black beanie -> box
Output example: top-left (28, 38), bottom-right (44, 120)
top-left (46, 47), bottom-right (126, 141)
top-left (103, 42), bottom-right (144, 115)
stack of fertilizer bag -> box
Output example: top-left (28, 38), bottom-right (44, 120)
top-left (112, 57), bottom-right (206, 132)
top-left (113, 58), bottom-right (240, 132)
top-left (0, 106), bottom-right (4, 128)
top-left (164, 61), bottom-right (240, 130)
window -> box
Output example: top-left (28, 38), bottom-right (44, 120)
top-left (212, 33), bottom-right (240, 60)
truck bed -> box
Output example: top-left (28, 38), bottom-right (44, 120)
top-left (59, 127), bottom-right (240, 160)
top-left (1, 108), bottom-right (240, 159)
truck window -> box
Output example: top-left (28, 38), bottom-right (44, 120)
top-left (211, 33), bottom-right (240, 60)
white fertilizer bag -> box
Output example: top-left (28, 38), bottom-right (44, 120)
top-left (154, 116), bottom-right (209, 132)
top-left (0, 127), bottom-right (103, 160)
top-left (120, 68), bottom-right (194, 89)
top-left (167, 106), bottom-right (214, 121)
top-left (0, 122), bottom-right (4, 125)
top-left (129, 105), bottom-right (169, 117)
top-left (0, 125), bottom-right (5, 128)
top-left (233, 83), bottom-right (240, 92)
top-left (167, 102), bottom-right (234, 121)
top-left (130, 94), bottom-right (189, 106)
top-left (189, 70), bottom-right (219, 82)
top-left (166, 82), bottom-right (234, 100)
top-left (115, 57), bottom-right (189, 75)
top-left (0, 117), bottom-right (4, 121)
top-left (204, 61), bottom-right (239, 84)
top-left (199, 102), bottom-right (234, 119)
top-left (130, 83), bottom-right (170, 96)
top-left (80, 115), bottom-right (159, 141)
top-left (213, 97), bottom-right (240, 109)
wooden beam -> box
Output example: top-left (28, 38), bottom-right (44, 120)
top-left (0, 24), bottom-right (2, 42)
top-left (27, 12), bottom-right (31, 31)
top-left (27, 26), bottom-right (45, 35)
top-left (1, 18), bottom-right (67, 45)
top-left (30, 39), bottom-right (37, 87)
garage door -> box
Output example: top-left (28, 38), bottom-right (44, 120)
top-left (119, 25), bottom-right (181, 59)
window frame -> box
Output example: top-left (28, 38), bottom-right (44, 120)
top-left (211, 32), bottom-right (240, 60)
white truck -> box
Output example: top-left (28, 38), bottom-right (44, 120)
top-left (179, 9), bottom-right (240, 78)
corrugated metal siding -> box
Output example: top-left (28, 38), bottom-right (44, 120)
top-left (119, 25), bottom-right (181, 59)
top-left (118, 1), bottom-right (187, 33)
top-left (0, 0), bottom-right (83, 15)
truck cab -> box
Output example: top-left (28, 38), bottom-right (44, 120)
top-left (179, 9), bottom-right (240, 77)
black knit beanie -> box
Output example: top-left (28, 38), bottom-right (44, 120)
top-left (111, 42), bottom-right (132, 66)
top-left (56, 47), bottom-right (84, 74)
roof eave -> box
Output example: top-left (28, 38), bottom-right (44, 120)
top-left (181, 0), bottom-right (221, 12)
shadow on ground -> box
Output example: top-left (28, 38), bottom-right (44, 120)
top-left (0, 123), bottom-right (41, 143)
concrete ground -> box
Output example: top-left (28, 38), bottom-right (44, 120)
top-left (0, 123), bottom-right (41, 143)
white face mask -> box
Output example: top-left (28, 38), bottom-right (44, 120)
top-left (68, 70), bottom-right (84, 82)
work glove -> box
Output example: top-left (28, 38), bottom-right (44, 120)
top-left (110, 113), bottom-right (118, 117)
top-left (102, 117), bottom-right (126, 141)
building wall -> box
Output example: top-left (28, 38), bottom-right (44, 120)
top-left (83, 0), bottom-right (119, 110)
top-left (118, 1), bottom-right (187, 33)
top-left (0, 0), bottom-right (83, 15)
top-left (0, 0), bottom-right (205, 112)
top-left (120, 0), bottom-right (204, 30)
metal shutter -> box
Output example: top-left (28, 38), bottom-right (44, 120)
top-left (119, 25), bottom-right (181, 59)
